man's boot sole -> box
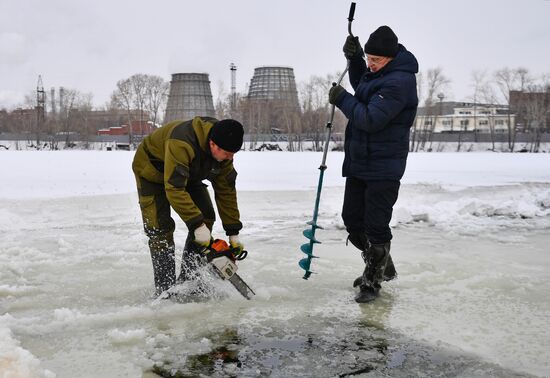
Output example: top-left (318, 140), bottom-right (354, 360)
top-left (354, 285), bottom-right (378, 303)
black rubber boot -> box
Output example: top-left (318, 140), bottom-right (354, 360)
top-left (354, 242), bottom-right (391, 303)
top-left (355, 283), bottom-right (381, 303)
top-left (353, 254), bottom-right (397, 287)
top-left (383, 254), bottom-right (397, 281)
top-left (348, 235), bottom-right (397, 287)
top-left (150, 243), bottom-right (176, 296)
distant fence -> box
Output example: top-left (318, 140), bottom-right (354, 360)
top-left (1, 132), bottom-right (548, 144)
top-left (418, 132), bottom-right (550, 143)
top-left (244, 132), bottom-right (550, 143)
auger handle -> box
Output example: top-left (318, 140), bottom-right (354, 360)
top-left (348, 2), bottom-right (356, 22)
top-left (347, 2), bottom-right (356, 37)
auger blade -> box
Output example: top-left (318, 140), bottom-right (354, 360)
top-left (299, 258), bottom-right (314, 280)
top-left (300, 243), bottom-right (312, 255)
top-left (302, 229), bottom-right (321, 243)
top-left (306, 221), bottom-right (324, 230)
top-left (300, 243), bottom-right (320, 258)
top-left (299, 258), bottom-right (317, 271)
top-left (298, 258), bottom-right (310, 271)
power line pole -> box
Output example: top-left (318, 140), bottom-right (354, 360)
top-left (36, 75), bottom-right (45, 148)
top-left (230, 63), bottom-right (237, 112)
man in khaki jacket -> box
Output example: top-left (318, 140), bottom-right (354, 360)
top-left (132, 116), bottom-right (245, 295)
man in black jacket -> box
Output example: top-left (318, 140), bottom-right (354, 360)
top-left (329, 25), bottom-right (419, 303)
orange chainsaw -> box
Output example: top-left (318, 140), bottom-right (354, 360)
top-left (204, 239), bottom-right (255, 300)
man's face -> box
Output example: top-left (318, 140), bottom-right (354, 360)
top-left (366, 54), bottom-right (392, 73)
top-left (209, 140), bottom-right (235, 162)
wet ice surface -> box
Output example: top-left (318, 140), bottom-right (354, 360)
top-left (1, 183), bottom-right (549, 377)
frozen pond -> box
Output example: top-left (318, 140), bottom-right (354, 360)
top-left (1, 151), bottom-right (550, 377)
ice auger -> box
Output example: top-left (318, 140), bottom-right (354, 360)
top-left (299, 2), bottom-right (356, 279)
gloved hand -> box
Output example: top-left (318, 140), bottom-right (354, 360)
top-left (329, 84), bottom-right (346, 105)
top-left (229, 235), bottom-right (245, 256)
top-left (343, 35), bottom-right (364, 59)
top-left (193, 223), bottom-right (212, 247)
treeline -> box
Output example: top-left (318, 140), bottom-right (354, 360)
top-left (1, 67), bottom-right (548, 152)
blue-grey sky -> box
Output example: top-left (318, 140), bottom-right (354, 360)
top-left (1, 0), bottom-right (549, 109)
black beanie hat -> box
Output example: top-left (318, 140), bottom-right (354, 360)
top-left (364, 25), bottom-right (399, 57)
top-left (210, 119), bottom-right (244, 153)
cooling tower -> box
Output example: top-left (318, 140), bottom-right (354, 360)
top-left (164, 73), bottom-right (216, 123)
top-left (247, 66), bottom-right (300, 110)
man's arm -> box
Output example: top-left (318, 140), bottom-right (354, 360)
top-left (212, 160), bottom-right (242, 236)
top-left (337, 77), bottom-right (407, 133)
top-left (163, 139), bottom-right (204, 231)
top-left (348, 55), bottom-right (367, 91)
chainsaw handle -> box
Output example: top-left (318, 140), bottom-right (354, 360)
top-left (230, 248), bottom-right (248, 260)
top-left (206, 246), bottom-right (248, 262)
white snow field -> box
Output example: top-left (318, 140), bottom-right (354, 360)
top-left (1, 150), bottom-right (549, 377)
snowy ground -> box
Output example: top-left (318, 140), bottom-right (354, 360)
top-left (1, 151), bottom-right (549, 377)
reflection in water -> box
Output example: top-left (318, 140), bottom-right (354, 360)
top-left (146, 293), bottom-right (534, 378)
top-left (148, 322), bottom-right (392, 377)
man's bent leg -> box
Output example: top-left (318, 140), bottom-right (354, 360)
top-left (135, 175), bottom-right (177, 295)
top-left (355, 180), bottom-right (400, 303)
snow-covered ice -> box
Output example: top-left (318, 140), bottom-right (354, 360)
top-left (1, 150), bottom-right (549, 377)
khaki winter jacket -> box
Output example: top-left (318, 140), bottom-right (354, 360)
top-left (132, 116), bottom-right (242, 235)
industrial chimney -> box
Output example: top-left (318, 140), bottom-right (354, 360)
top-left (164, 73), bottom-right (216, 123)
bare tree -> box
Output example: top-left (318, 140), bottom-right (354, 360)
top-left (214, 80), bottom-right (237, 121)
top-left (494, 67), bottom-right (533, 151)
top-left (469, 70), bottom-right (490, 143)
top-left (59, 89), bottom-right (79, 146)
top-left (73, 93), bottom-right (94, 149)
top-left (111, 73), bottom-right (169, 145)
top-left (415, 68), bottom-right (450, 151)
top-left (145, 75), bottom-right (169, 128)
top-left (410, 71), bottom-right (424, 152)
top-left (298, 72), bottom-right (345, 151)
top-left (476, 73), bottom-right (501, 151)
top-left (524, 81), bottom-right (549, 152)
top-left (21, 92), bottom-right (38, 147)
top-left (111, 78), bottom-right (135, 145)
top-left (132, 74), bottom-right (148, 138)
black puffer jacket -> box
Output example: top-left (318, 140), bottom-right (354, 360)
top-left (335, 44), bottom-right (419, 181)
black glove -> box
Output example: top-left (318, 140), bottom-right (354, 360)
top-left (343, 36), bottom-right (364, 59)
top-left (329, 84), bottom-right (346, 105)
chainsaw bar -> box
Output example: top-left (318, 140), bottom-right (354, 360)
top-left (228, 273), bottom-right (256, 300)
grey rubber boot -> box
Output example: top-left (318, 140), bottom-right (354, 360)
top-left (355, 242), bottom-right (391, 303)
top-left (150, 242), bottom-right (176, 296)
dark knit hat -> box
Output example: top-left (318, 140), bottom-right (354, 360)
top-left (210, 119), bottom-right (244, 153)
top-left (364, 25), bottom-right (399, 57)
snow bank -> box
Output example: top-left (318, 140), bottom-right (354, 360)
top-left (1, 151), bottom-right (549, 199)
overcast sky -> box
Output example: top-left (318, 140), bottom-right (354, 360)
top-left (1, 0), bottom-right (549, 110)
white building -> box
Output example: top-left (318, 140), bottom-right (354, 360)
top-left (416, 102), bottom-right (515, 134)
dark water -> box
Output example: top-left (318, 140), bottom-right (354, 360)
top-left (146, 311), bottom-right (533, 378)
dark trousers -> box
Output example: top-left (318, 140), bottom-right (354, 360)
top-left (342, 177), bottom-right (400, 244)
